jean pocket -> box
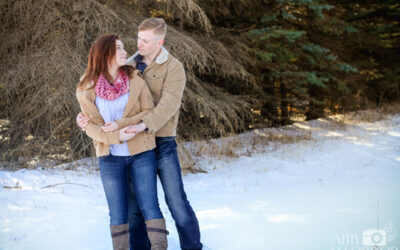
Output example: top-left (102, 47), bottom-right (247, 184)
top-left (98, 154), bottom-right (112, 161)
top-left (156, 137), bottom-right (175, 143)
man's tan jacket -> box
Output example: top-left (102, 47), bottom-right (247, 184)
top-left (126, 47), bottom-right (186, 137)
top-left (76, 70), bottom-right (156, 157)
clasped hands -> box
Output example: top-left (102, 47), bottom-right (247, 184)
top-left (76, 112), bottom-right (147, 142)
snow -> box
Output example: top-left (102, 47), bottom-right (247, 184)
top-left (1, 114), bottom-right (399, 250)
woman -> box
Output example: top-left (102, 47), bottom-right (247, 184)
top-left (76, 34), bottom-right (168, 250)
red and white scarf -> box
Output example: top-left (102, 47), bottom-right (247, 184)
top-left (95, 70), bottom-right (129, 101)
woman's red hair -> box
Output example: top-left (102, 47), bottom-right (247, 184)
top-left (77, 34), bottom-right (134, 89)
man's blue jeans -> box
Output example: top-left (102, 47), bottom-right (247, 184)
top-left (99, 150), bottom-right (163, 226)
top-left (129, 137), bottom-right (202, 250)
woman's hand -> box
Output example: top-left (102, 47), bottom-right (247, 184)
top-left (102, 121), bottom-right (118, 132)
top-left (119, 126), bottom-right (136, 142)
top-left (76, 112), bottom-right (91, 131)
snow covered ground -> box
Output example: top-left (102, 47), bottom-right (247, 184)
top-left (1, 113), bottom-right (399, 250)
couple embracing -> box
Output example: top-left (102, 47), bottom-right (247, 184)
top-left (76, 18), bottom-right (202, 250)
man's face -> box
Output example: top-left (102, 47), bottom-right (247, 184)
top-left (137, 29), bottom-right (163, 56)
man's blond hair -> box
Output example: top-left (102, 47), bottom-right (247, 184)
top-left (138, 18), bottom-right (167, 38)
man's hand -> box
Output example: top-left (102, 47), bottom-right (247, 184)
top-left (102, 121), bottom-right (118, 132)
top-left (119, 126), bottom-right (137, 142)
top-left (76, 112), bottom-right (91, 131)
top-left (126, 122), bottom-right (147, 134)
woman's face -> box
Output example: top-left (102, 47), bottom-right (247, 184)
top-left (113, 39), bottom-right (127, 67)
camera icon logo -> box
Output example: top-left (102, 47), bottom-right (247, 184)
top-left (362, 229), bottom-right (387, 246)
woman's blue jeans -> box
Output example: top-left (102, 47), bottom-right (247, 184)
top-left (99, 149), bottom-right (163, 226)
top-left (129, 137), bottom-right (202, 250)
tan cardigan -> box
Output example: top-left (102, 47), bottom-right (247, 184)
top-left (126, 47), bottom-right (186, 137)
top-left (76, 70), bottom-right (156, 157)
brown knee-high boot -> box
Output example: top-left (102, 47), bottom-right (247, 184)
top-left (145, 218), bottom-right (169, 250)
top-left (110, 223), bottom-right (130, 250)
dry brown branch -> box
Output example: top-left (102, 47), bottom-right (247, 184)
top-left (164, 0), bottom-right (214, 34)
top-left (40, 182), bottom-right (89, 189)
top-left (0, 0), bottom-right (256, 171)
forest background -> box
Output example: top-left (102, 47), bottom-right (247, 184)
top-left (0, 0), bottom-right (399, 169)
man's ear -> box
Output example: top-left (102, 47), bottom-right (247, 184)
top-left (159, 39), bottom-right (164, 46)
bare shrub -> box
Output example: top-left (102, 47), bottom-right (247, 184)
top-left (327, 102), bottom-right (400, 126)
top-left (164, 0), bottom-right (213, 33)
top-left (187, 127), bottom-right (312, 161)
top-left (0, 0), bottom-right (128, 165)
top-left (0, 0), bottom-right (255, 170)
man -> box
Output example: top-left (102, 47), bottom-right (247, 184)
top-left (77, 18), bottom-right (202, 250)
